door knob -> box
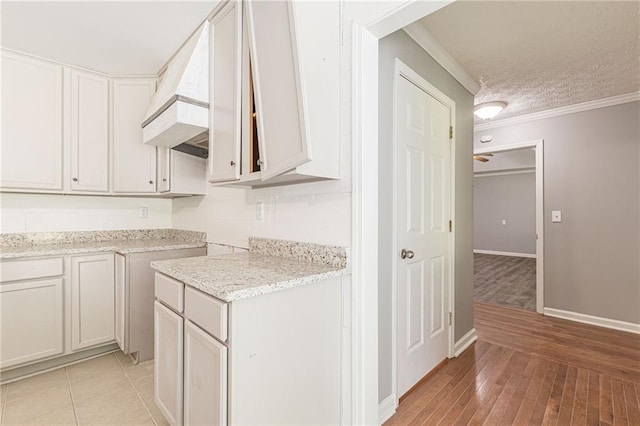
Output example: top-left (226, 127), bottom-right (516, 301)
top-left (401, 249), bottom-right (414, 259)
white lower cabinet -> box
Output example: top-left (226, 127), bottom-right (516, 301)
top-left (184, 320), bottom-right (227, 426)
top-left (154, 272), bottom-right (343, 425)
top-left (70, 253), bottom-right (115, 351)
top-left (154, 301), bottom-right (184, 426)
top-left (0, 277), bottom-right (64, 370)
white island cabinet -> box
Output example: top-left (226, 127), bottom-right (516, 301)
top-left (153, 268), bottom-right (344, 425)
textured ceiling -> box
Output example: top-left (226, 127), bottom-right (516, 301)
top-left (419, 1), bottom-right (640, 123)
top-left (1, 1), bottom-right (217, 75)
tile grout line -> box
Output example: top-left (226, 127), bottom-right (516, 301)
top-left (114, 353), bottom-right (159, 426)
top-left (64, 367), bottom-right (80, 426)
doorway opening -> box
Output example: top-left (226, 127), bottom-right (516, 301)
top-left (473, 140), bottom-right (544, 313)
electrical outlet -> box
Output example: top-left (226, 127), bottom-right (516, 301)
top-left (256, 202), bottom-right (264, 221)
top-left (139, 206), bottom-right (149, 219)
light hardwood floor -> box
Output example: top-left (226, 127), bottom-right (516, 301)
top-left (386, 302), bottom-right (640, 425)
top-left (0, 352), bottom-right (166, 425)
top-left (474, 253), bottom-right (536, 312)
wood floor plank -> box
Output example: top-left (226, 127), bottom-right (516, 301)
top-left (542, 362), bottom-right (568, 425)
top-left (529, 361), bottom-right (560, 424)
top-left (611, 378), bottom-right (629, 425)
top-left (586, 370), bottom-right (600, 426)
top-left (482, 352), bottom-right (530, 425)
top-left (414, 346), bottom-right (507, 425)
top-left (623, 381), bottom-right (640, 426)
top-left (558, 366), bottom-right (579, 425)
top-left (601, 374), bottom-right (615, 425)
top-left (512, 359), bottom-right (551, 425)
top-left (498, 355), bottom-right (544, 425)
top-left (571, 368), bottom-right (589, 425)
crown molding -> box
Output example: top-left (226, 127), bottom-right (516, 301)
top-left (402, 22), bottom-right (480, 95)
top-left (475, 92), bottom-right (640, 132)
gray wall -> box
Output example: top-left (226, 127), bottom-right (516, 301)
top-left (379, 30), bottom-right (475, 402)
top-left (474, 172), bottom-right (536, 254)
top-left (474, 101), bottom-right (640, 324)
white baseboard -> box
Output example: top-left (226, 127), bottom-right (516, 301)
top-left (454, 328), bottom-right (478, 356)
top-left (378, 394), bottom-right (397, 425)
top-left (473, 249), bottom-right (536, 259)
top-left (543, 307), bottom-right (640, 334)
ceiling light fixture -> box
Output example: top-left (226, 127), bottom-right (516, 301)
top-left (474, 101), bottom-right (507, 120)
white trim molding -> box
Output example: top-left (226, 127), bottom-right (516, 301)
top-left (402, 22), bottom-right (480, 95)
top-left (544, 308), bottom-right (640, 335)
top-left (475, 92), bottom-right (640, 132)
top-left (378, 394), bottom-right (398, 425)
top-left (473, 249), bottom-right (536, 259)
top-left (454, 328), bottom-right (478, 357)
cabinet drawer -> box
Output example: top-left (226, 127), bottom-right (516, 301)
top-left (1, 257), bottom-right (64, 283)
top-left (155, 273), bottom-right (184, 312)
top-left (185, 287), bottom-right (228, 342)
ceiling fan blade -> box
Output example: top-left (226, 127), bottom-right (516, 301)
top-left (473, 155), bottom-right (489, 162)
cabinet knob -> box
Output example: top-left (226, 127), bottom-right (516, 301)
top-left (230, 160), bottom-right (236, 166)
top-left (149, 180), bottom-right (154, 184)
top-left (72, 178), bottom-right (78, 182)
top-left (162, 178), bottom-right (167, 182)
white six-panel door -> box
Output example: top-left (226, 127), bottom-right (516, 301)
top-left (396, 74), bottom-right (452, 397)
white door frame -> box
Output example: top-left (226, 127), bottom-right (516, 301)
top-left (350, 2), bottom-right (457, 424)
top-left (474, 139), bottom-right (545, 313)
top-left (391, 59), bottom-right (456, 405)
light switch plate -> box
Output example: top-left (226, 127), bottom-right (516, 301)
top-left (552, 210), bottom-right (562, 223)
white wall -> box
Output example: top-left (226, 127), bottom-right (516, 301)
top-left (172, 181), bottom-right (351, 248)
top-left (0, 193), bottom-right (171, 233)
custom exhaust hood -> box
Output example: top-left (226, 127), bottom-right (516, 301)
top-left (142, 21), bottom-right (209, 157)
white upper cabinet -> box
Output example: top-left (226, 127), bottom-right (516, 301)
top-left (246, 0), bottom-right (310, 180)
top-left (69, 69), bottom-right (110, 192)
top-left (158, 149), bottom-right (206, 195)
top-left (208, 1), bottom-right (340, 187)
top-left (112, 79), bottom-right (158, 193)
top-left (1, 50), bottom-right (64, 190)
top-left (208, 1), bottom-right (242, 183)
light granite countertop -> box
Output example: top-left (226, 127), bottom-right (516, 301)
top-left (0, 238), bottom-right (207, 259)
top-left (151, 252), bottom-right (349, 302)
top-left (0, 229), bottom-right (207, 260)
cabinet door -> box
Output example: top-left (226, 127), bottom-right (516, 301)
top-left (245, 1), bottom-right (311, 180)
top-left (113, 79), bottom-right (157, 193)
top-left (0, 51), bottom-right (63, 190)
top-left (70, 253), bottom-right (115, 351)
top-left (184, 320), bottom-right (227, 426)
top-left (154, 302), bottom-right (184, 426)
top-left (69, 69), bottom-right (110, 192)
top-left (208, 1), bottom-right (242, 183)
top-left (0, 278), bottom-right (64, 369)
top-left (115, 253), bottom-right (126, 352)
top-left (157, 148), bottom-right (171, 193)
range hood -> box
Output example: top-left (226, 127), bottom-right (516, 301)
top-left (142, 21), bottom-right (209, 155)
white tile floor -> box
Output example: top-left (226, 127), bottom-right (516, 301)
top-left (0, 352), bottom-right (168, 426)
